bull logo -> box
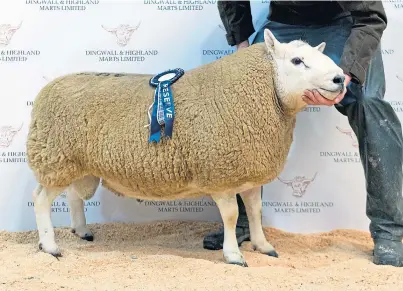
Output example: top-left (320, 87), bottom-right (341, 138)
top-left (0, 123), bottom-right (23, 148)
top-left (102, 22), bottom-right (141, 47)
top-left (336, 126), bottom-right (358, 148)
top-left (277, 172), bottom-right (317, 197)
top-left (0, 22), bottom-right (22, 47)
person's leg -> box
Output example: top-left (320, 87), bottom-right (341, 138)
top-left (302, 16), bottom-right (403, 267)
top-left (203, 20), bottom-right (306, 250)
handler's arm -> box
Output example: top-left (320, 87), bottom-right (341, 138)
top-left (217, 1), bottom-right (255, 46)
top-left (337, 1), bottom-right (388, 85)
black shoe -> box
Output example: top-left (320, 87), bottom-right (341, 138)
top-left (373, 238), bottom-right (403, 267)
top-left (203, 225), bottom-right (250, 250)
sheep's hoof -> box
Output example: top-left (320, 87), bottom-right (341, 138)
top-left (266, 250), bottom-right (279, 258)
top-left (252, 244), bottom-right (279, 258)
top-left (71, 227), bottom-right (94, 241)
top-left (38, 242), bottom-right (62, 258)
top-left (224, 252), bottom-right (248, 267)
top-left (229, 261), bottom-right (248, 267)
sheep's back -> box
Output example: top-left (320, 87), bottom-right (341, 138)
top-left (27, 43), bottom-right (295, 198)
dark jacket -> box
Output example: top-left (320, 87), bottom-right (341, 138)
top-left (217, 1), bottom-right (388, 85)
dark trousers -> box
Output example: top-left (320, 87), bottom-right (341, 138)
top-left (236, 16), bottom-right (403, 241)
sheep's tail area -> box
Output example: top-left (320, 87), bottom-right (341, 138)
top-left (26, 76), bottom-right (85, 189)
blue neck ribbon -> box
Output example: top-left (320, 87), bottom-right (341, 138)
top-left (148, 68), bottom-right (183, 143)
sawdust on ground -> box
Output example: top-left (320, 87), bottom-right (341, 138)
top-left (0, 221), bottom-right (402, 291)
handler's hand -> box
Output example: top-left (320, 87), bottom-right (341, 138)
top-left (302, 74), bottom-right (352, 106)
top-left (236, 40), bottom-right (250, 50)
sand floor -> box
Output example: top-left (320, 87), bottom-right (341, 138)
top-left (0, 221), bottom-right (402, 291)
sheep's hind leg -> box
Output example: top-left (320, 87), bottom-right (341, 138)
top-left (239, 186), bottom-right (278, 257)
top-left (33, 184), bottom-right (64, 257)
top-left (67, 176), bottom-right (100, 241)
top-left (210, 193), bottom-right (247, 267)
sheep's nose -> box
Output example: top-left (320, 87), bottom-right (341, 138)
top-left (333, 75), bottom-right (345, 84)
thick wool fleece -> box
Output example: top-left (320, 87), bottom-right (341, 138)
top-left (26, 43), bottom-right (296, 201)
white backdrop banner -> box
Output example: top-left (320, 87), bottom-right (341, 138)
top-left (0, 0), bottom-right (402, 233)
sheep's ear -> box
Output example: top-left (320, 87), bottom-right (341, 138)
top-left (315, 42), bottom-right (326, 53)
top-left (264, 28), bottom-right (280, 51)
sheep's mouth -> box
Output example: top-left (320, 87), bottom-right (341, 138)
top-left (319, 87), bottom-right (343, 93)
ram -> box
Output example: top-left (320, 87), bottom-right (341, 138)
top-left (27, 29), bottom-right (345, 267)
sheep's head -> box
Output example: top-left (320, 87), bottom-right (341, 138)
top-left (264, 29), bottom-right (345, 115)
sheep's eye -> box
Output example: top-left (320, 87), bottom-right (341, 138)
top-left (291, 57), bottom-right (303, 65)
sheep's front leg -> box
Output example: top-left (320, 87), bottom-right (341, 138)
top-left (210, 193), bottom-right (247, 267)
top-left (239, 186), bottom-right (278, 257)
top-left (33, 184), bottom-right (64, 257)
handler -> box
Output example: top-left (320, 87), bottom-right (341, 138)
top-left (203, 0), bottom-right (403, 267)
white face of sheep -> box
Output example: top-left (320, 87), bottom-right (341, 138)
top-left (0, 22), bottom-right (22, 47)
top-left (264, 29), bottom-right (346, 113)
top-left (102, 22), bottom-right (141, 47)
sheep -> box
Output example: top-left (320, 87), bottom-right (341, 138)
top-left (26, 29), bottom-right (345, 267)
